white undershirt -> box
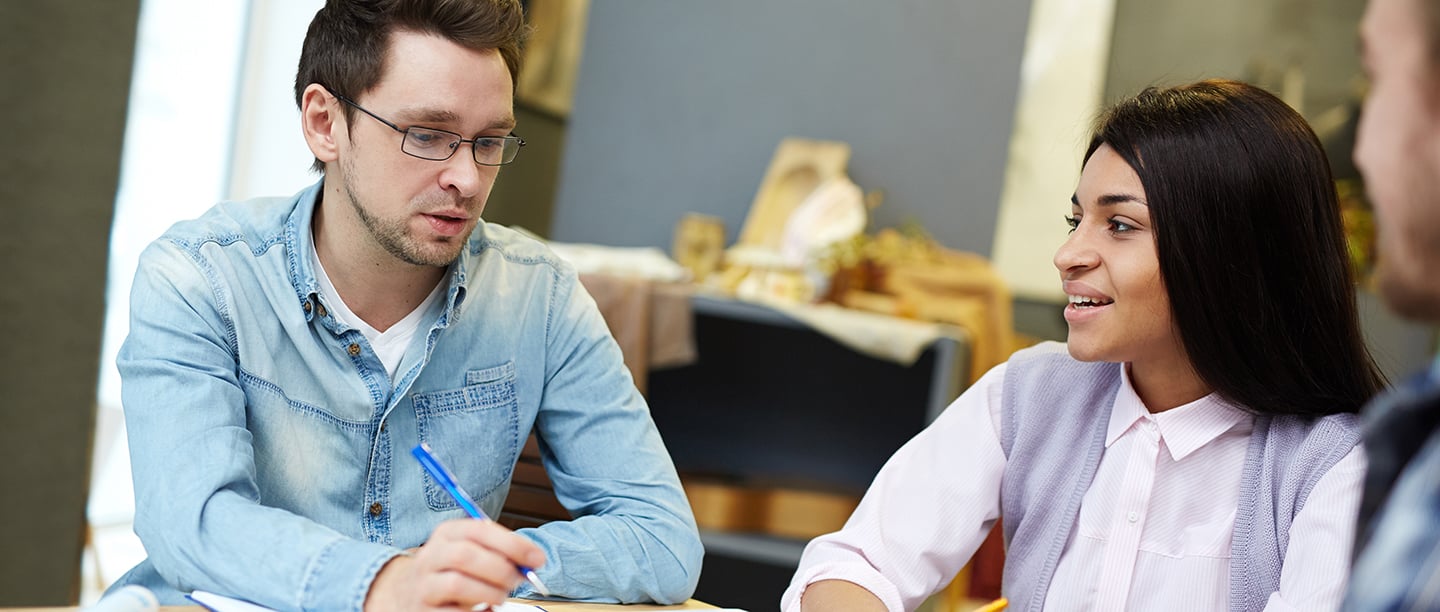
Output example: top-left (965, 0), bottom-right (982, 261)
top-left (309, 243), bottom-right (447, 380)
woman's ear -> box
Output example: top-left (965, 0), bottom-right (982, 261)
top-left (299, 84), bottom-right (342, 167)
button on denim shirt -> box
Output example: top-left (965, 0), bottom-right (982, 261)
top-left (112, 182), bottom-right (702, 610)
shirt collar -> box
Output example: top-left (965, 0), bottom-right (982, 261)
top-left (286, 181), bottom-right (324, 320)
top-left (1106, 363), bottom-right (1252, 461)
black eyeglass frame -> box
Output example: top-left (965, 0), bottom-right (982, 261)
top-left (329, 90), bottom-right (525, 166)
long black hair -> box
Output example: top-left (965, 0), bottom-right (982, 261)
top-left (1086, 79), bottom-right (1386, 416)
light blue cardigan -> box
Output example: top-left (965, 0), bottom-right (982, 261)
top-left (996, 342), bottom-right (1360, 612)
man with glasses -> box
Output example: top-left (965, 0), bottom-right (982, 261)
top-left (1343, 0), bottom-right (1440, 608)
top-left (109, 1), bottom-right (701, 610)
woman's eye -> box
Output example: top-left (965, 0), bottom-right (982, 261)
top-left (1109, 218), bottom-right (1135, 233)
top-left (1064, 215), bottom-right (1080, 233)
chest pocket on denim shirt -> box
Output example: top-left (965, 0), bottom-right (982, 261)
top-left (412, 361), bottom-right (521, 511)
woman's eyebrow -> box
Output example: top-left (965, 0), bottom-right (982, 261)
top-left (1072, 193), bottom-right (1149, 207)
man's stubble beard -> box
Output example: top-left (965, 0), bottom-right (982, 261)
top-left (340, 155), bottom-right (475, 269)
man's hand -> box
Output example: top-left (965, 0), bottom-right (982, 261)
top-left (365, 519), bottom-right (547, 611)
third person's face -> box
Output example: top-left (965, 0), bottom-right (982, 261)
top-left (1356, 0), bottom-right (1440, 319)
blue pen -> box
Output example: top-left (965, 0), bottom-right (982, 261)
top-left (412, 442), bottom-right (551, 596)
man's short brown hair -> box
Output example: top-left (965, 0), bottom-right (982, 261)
top-left (294, 0), bottom-right (527, 172)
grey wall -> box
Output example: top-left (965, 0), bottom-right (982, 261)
top-left (1358, 290), bottom-right (1439, 384)
top-left (548, 0), bottom-right (1033, 255)
top-left (0, 0), bottom-right (137, 604)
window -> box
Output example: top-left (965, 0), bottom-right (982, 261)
top-left (86, 0), bottom-right (320, 601)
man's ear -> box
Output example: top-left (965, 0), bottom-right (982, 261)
top-left (300, 83), bottom-right (342, 166)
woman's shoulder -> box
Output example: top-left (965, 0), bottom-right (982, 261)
top-left (1268, 410), bottom-right (1362, 447)
top-left (996, 342), bottom-right (1123, 448)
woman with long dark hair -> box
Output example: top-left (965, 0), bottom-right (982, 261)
top-left (782, 79), bottom-right (1386, 612)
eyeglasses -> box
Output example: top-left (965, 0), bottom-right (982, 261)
top-left (330, 91), bottom-right (525, 166)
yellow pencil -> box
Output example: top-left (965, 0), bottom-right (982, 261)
top-left (973, 597), bottom-right (1008, 612)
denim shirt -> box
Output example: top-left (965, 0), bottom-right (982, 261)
top-left (112, 182), bottom-right (702, 610)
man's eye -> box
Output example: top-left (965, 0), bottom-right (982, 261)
top-left (475, 138), bottom-right (503, 150)
top-left (407, 130), bottom-right (446, 147)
